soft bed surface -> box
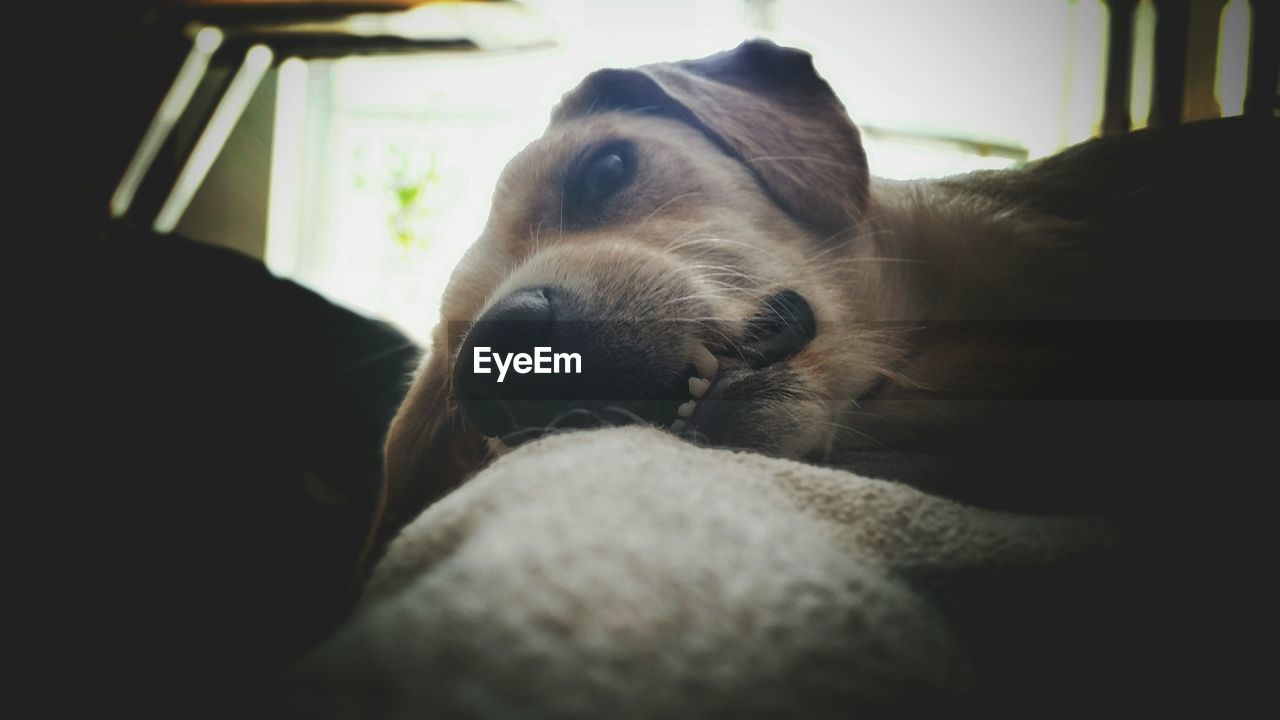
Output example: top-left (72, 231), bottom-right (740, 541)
top-left (263, 427), bottom-right (1193, 719)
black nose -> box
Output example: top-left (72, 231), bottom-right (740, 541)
top-left (453, 286), bottom-right (694, 441)
top-left (738, 289), bottom-right (817, 369)
top-left (454, 287), bottom-right (558, 438)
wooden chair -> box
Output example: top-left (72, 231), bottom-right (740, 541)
top-left (1102, 0), bottom-right (1278, 135)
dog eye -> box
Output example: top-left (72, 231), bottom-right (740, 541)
top-left (578, 143), bottom-right (634, 205)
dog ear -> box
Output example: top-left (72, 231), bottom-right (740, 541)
top-left (368, 346), bottom-right (488, 569)
top-left (552, 39), bottom-right (870, 235)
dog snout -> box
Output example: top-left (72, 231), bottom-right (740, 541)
top-left (454, 285), bottom-right (694, 442)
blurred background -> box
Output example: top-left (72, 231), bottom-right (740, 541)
top-left (87, 0), bottom-right (1257, 345)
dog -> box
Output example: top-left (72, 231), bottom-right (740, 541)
top-left (273, 40), bottom-right (1280, 719)
top-left (380, 38), bottom-right (1278, 530)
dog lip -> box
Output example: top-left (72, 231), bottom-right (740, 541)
top-left (682, 363), bottom-right (743, 440)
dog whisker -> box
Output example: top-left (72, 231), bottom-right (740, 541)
top-left (658, 223), bottom-right (719, 251)
top-left (600, 405), bottom-right (648, 426)
top-left (668, 235), bottom-right (796, 268)
top-left (819, 419), bottom-right (891, 450)
top-left (638, 191), bottom-right (704, 231)
top-left (744, 154), bottom-right (868, 170)
top-left (823, 256), bottom-right (934, 266)
top-left (338, 340), bottom-right (422, 374)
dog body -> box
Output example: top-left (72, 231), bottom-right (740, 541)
top-left (383, 40), bottom-right (1278, 522)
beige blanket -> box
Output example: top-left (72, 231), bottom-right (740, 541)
top-left (268, 427), bottom-right (1128, 718)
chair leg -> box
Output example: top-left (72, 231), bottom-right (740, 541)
top-left (1180, 0), bottom-right (1230, 122)
top-left (1244, 0), bottom-right (1280, 117)
top-left (1149, 0), bottom-right (1192, 128)
top-left (1104, 0), bottom-right (1140, 135)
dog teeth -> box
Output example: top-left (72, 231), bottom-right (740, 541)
top-left (691, 343), bottom-right (719, 380)
top-left (672, 345), bottom-right (715, 433)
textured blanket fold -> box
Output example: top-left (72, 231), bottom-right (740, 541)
top-left (267, 427), bottom-right (1130, 718)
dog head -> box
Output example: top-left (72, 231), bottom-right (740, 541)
top-left (383, 40), bottom-right (909, 519)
